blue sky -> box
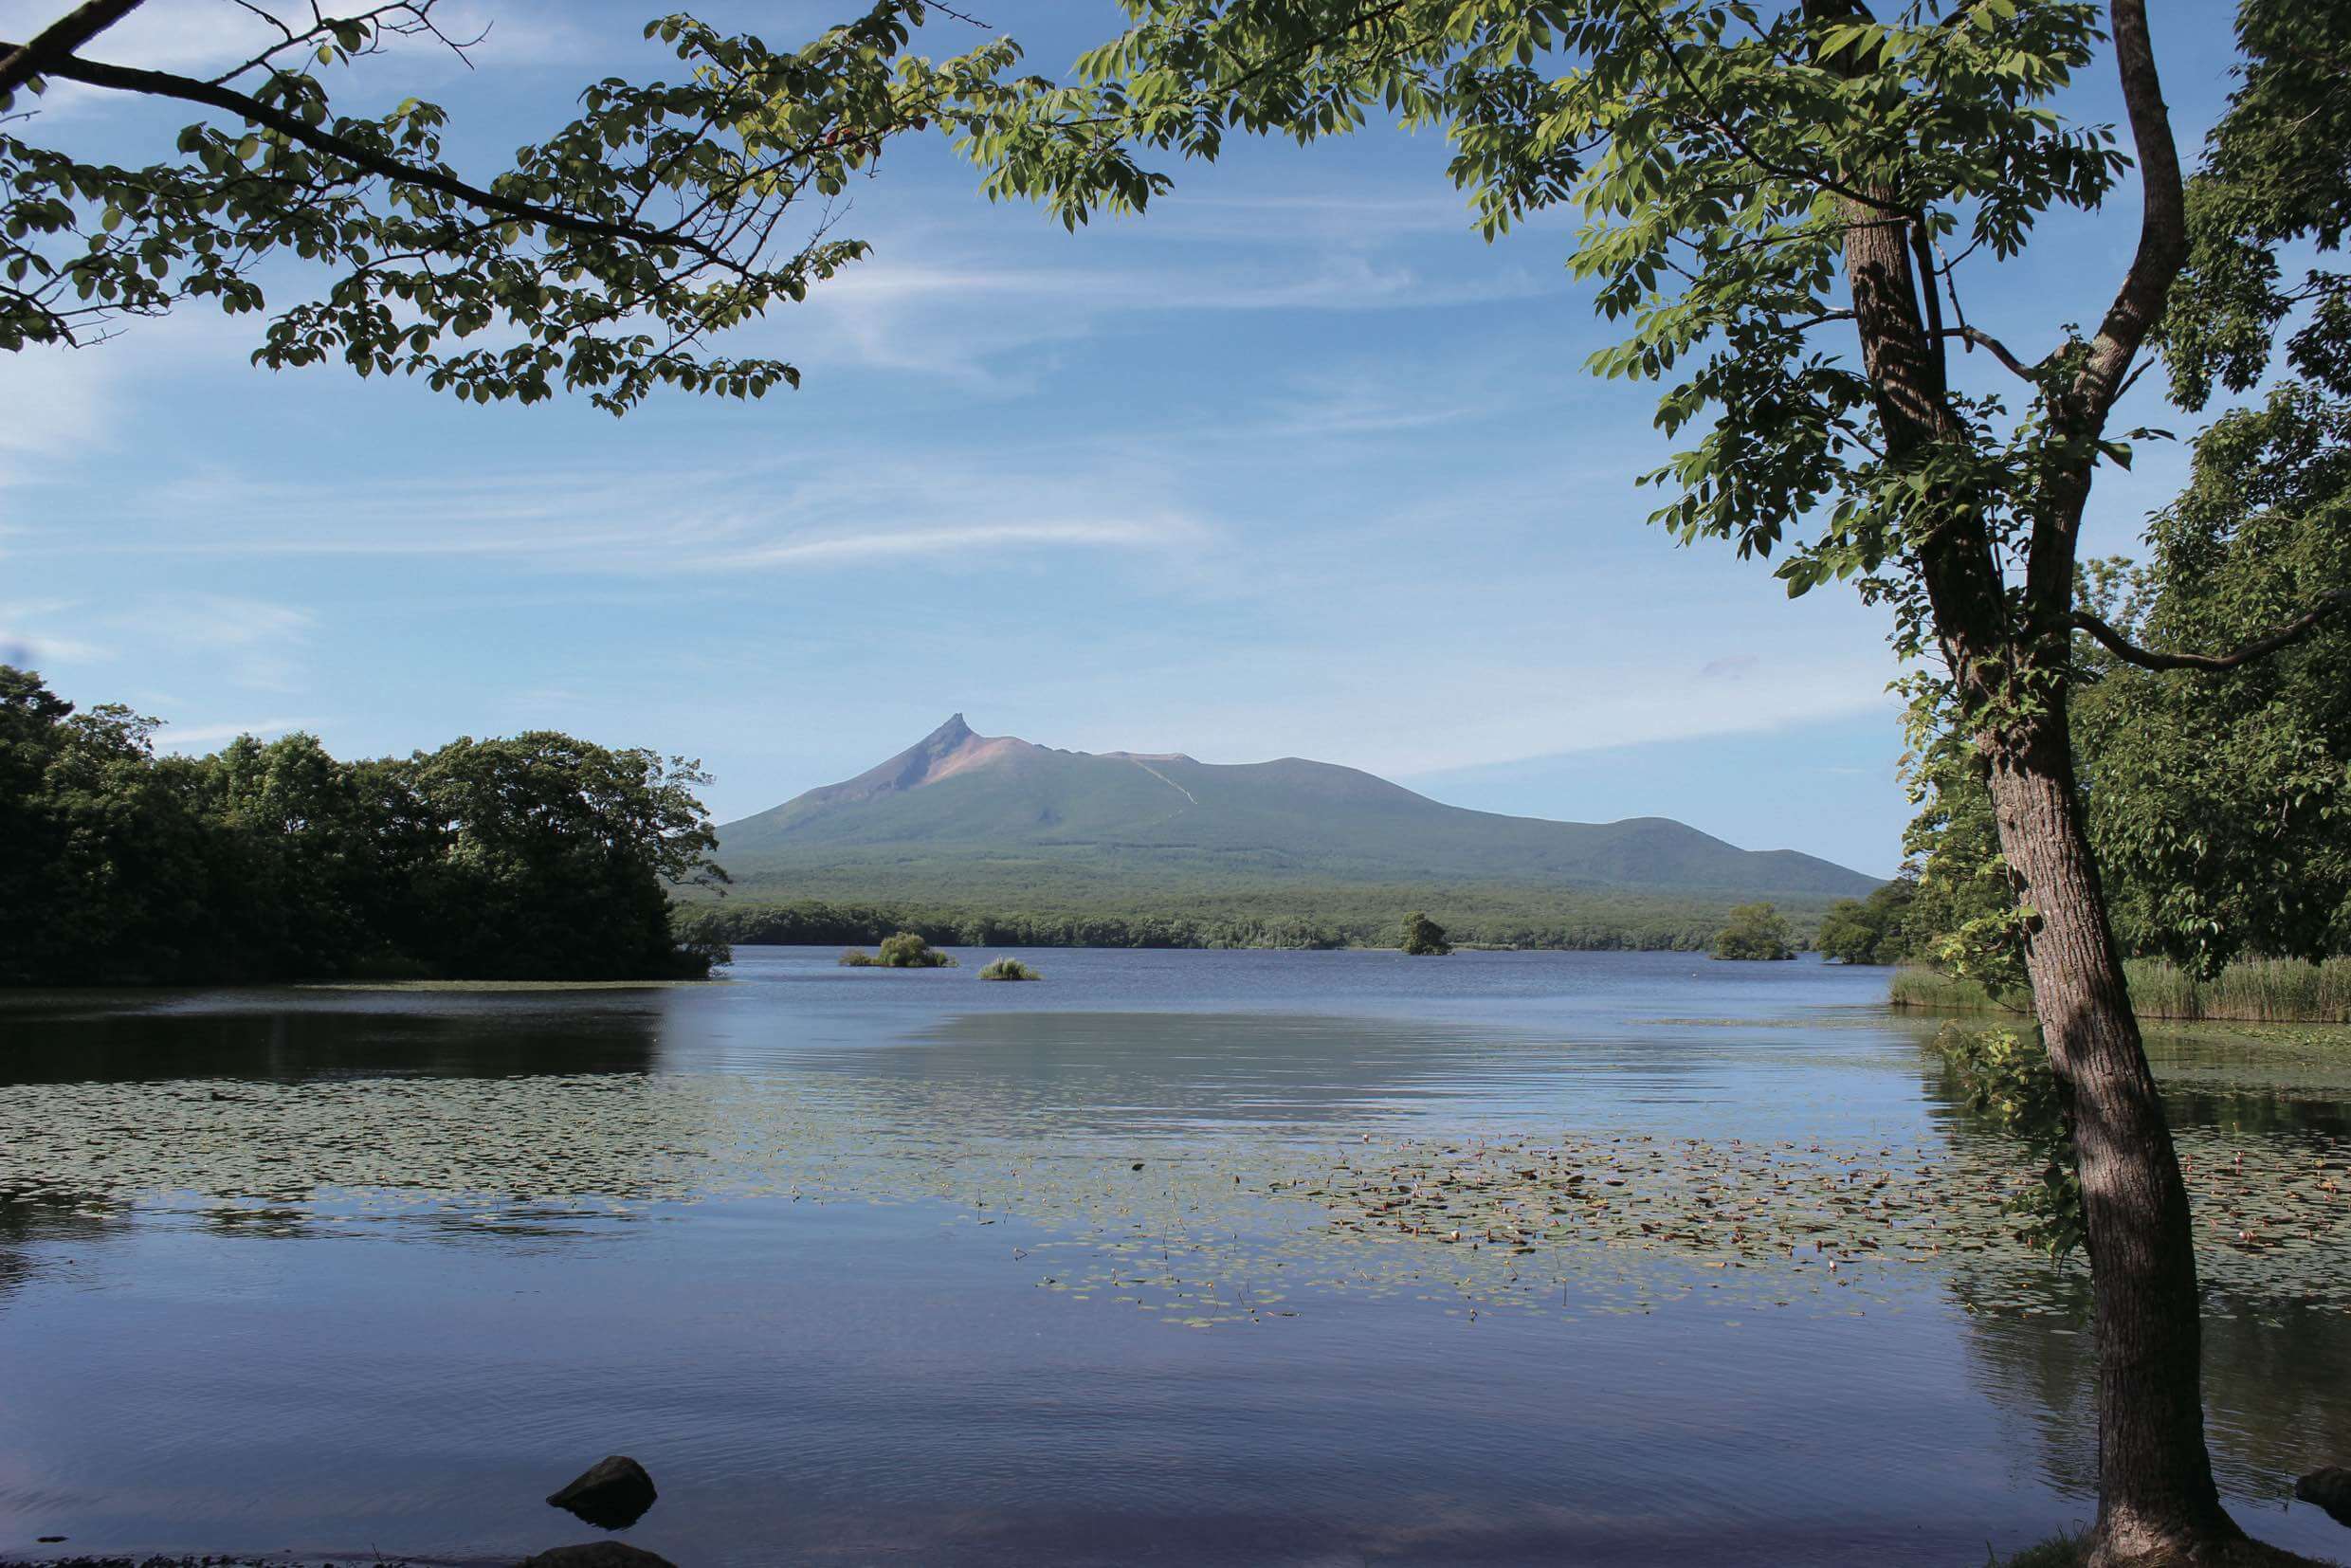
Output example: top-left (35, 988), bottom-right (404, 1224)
top-left (0, 0), bottom-right (2246, 876)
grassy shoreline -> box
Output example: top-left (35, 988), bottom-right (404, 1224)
top-left (1889, 957), bottom-right (2351, 1024)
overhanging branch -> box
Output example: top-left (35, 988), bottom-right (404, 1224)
top-left (0, 0), bottom-right (145, 99)
top-left (2, 42), bottom-right (730, 264)
top-left (2071, 588), bottom-right (2351, 672)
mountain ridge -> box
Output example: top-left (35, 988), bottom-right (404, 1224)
top-left (714, 717), bottom-right (1878, 906)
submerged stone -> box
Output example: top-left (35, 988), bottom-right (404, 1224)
top-left (2298, 1467), bottom-right (2351, 1526)
top-left (546, 1454), bottom-right (659, 1529)
top-left (520, 1543), bottom-right (678, 1567)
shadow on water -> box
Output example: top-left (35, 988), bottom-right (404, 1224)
top-left (1959, 1269), bottom-right (2351, 1507)
top-left (0, 989), bottom-right (665, 1083)
top-left (1922, 1022), bottom-right (2351, 1522)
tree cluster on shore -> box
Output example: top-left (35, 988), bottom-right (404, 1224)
top-left (0, 668), bottom-right (725, 984)
top-left (672, 896), bottom-right (1756, 954)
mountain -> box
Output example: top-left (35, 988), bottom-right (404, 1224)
top-left (713, 716), bottom-right (1878, 910)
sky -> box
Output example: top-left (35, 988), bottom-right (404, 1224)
top-left (0, 0), bottom-right (2251, 877)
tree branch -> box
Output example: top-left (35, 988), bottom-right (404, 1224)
top-left (2073, 0), bottom-right (2188, 423)
top-left (2024, 0), bottom-right (2189, 629)
top-left (2070, 589), bottom-right (2351, 672)
top-left (2, 42), bottom-right (731, 263)
top-left (1931, 325), bottom-right (2038, 383)
top-left (0, 0), bottom-right (145, 99)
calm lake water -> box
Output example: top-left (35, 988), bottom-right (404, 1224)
top-left (3, 948), bottom-right (2348, 1566)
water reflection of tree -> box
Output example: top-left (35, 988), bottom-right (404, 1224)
top-left (0, 1189), bottom-right (128, 1304)
top-left (2157, 1088), bottom-right (2348, 1140)
top-left (1957, 1273), bottom-right (2351, 1504)
top-left (1927, 1033), bottom-right (2351, 1500)
top-left (0, 994), bottom-right (665, 1084)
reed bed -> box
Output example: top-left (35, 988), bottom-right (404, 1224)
top-left (1889, 957), bottom-right (2351, 1024)
top-left (1886, 968), bottom-right (2025, 1014)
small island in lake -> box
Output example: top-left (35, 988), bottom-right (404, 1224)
top-left (839, 932), bottom-right (958, 968)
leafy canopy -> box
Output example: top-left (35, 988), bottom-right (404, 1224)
top-left (2, 1), bottom-right (1022, 411)
top-left (0, 665), bottom-right (725, 983)
top-left (952, 0), bottom-right (2141, 667)
top-left (1900, 0), bottom-right (2351, 980)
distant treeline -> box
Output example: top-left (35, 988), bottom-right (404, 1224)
top-left (2, 667), bottom-right (725, 986)
top-left (676, 898), bottom-right (1728, 953)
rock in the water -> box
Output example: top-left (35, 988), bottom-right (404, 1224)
top-left (519, 1543), bottom-right (678, 1567)
top-left (545, 1454), bottom-right (659, 1529)
top-left (2299, 1467), bottom-right (2351, 1526)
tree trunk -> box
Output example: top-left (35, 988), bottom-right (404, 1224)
top-left (1978, 699), bottom-right (2241, 1564)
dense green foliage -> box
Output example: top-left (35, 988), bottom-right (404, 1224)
top-left (1399, 910), bottom-right (1452, 957)
top-left (2, 2), bottom-right (1027, 411)
top-left (1931, 1024), bottom-right (2084, 1260)
top-left (976, 957), bottom-right (1042, 981)
top-left (1711, 902), bottom-right (1795, 962)
top-left (839, 932), bottom-right (957, 968)
top-left (0, 666), bottom-right (723, 983)
top-left (675, 891), bottom-right (1787, 954)
top-left (1816, 877), bottom-right (1920, 965)
top-left (1892, 0), bottom-right (2351, 990)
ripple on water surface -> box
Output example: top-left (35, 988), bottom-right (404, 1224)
top-left (1, 948), bottom-right (2348, 1566)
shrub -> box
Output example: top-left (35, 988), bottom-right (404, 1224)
top-left (1400, 910), bottom-right (1452, 956)
top-left (1711, 902), bottom-right (1795, 960)
top-left (878, 931), bottom-right (957, 968)
top-left (978, 957), bottom-right (1041, 981)
top-left (1932, 1024), bottom-right (2083, 1261)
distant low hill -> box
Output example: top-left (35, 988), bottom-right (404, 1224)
top-left (709, 717), bottom-right (1877, 932)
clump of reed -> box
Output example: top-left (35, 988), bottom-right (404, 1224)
top-left (2122, 956), bottom-right (2351, 1024)
top-left (1890, 957), bottom-right (2351, 1024)
top-left (977, 957), bottom-right (1042, 981)
top-left (1887, 967), bottom-right (2026, 1014)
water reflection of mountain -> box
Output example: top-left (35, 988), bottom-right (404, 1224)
top-left (0, 992), bottom-right (665, 1084)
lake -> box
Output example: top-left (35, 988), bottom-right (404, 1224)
top-left (3, 948), bottom-right (2348, 1566)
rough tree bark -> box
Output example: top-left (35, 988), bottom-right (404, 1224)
top-left (1982, 706), bottom-right (2235, 1561)
top-left (1818, 1), bottom-right (2246, 1560)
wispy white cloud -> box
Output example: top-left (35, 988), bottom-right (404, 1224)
top-left (121, 593), bottom-right (319, 693)
top-left (155, 717), bottom-right (318, 750)
top-left (0, 597), bottom-right (110, 665)
top-left (791, 249), bottom-right (1551, 385)
top-left (817, 254), bottom-right (1540, 313)
top-left (0, 348), bottom-right (109, 492)
top-left (711, 516), bottom-right (1202, 569)
top-left (50, 453), bottom-right (1212, 577)
top-left (981, 649), bottom-right (1901, 784)
top-left (140, 593), bottom-right (317, 649)
top-left (28, 0), bottom-right (598, 118)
